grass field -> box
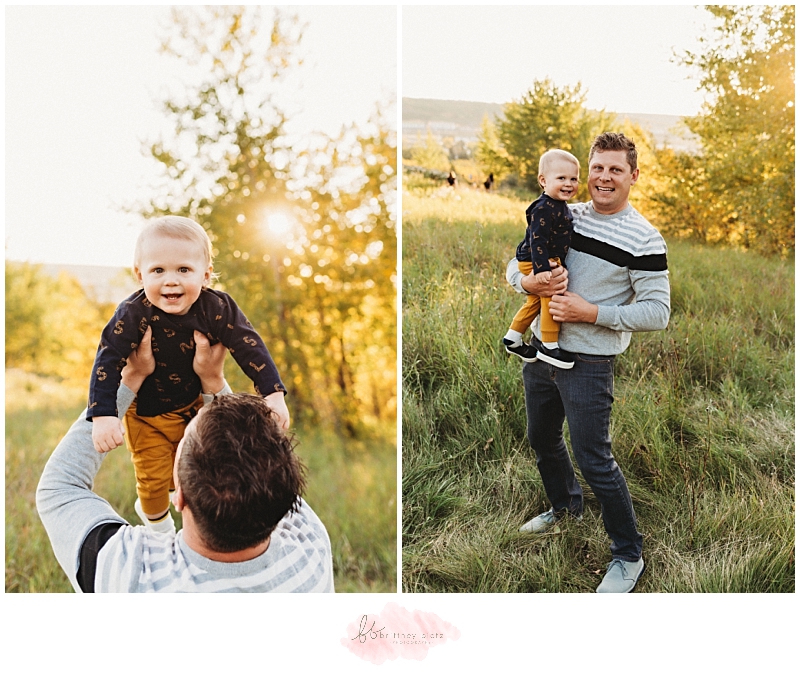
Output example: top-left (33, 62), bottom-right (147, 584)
top-left (5, 369), bottom-right (396, 593)
top-left (402, 177), bottom-right (794, 593)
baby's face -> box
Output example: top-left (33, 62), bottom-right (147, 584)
top-left (540, 159), bottom-right (580, 202)
top-left (135, 235), bottom-right (211, 315)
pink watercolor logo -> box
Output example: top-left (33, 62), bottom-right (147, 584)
top-left (342, 603), bottom-right (461, 664)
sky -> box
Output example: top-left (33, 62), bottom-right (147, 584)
top-left (2, 4), bottom-right (743, 268)
top-left (402, 4), bottom-right (711, 117)
top-left (5, 5), bottom-right (397, 267)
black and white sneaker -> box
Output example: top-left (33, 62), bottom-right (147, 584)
top-left (536, 345), bottom-right (576, 369)
top-left (503, 338), bottom-right (538, 362)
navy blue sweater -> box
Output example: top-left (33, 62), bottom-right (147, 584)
top-left (88, 288), bottom-right (285, 418)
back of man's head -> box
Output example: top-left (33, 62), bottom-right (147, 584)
top-left (589, 132), bottom-right (638, 172)
top-left (178, 393), bottom-right (306, 553)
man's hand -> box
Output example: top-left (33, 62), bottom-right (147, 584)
top-left (121, 326), bottom-right (155, 394)
top-left (92, 416), bottom-right (125, 454)
top-left (522, 261), bottom-right (568, 297)
top-left (193, 330), bottom-right (227, 395)
top-left (264, 391), bottom-right (290, 431)
top-left (549, 291), bottom-right (599, 324)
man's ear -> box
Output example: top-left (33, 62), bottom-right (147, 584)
top-left (172, 487), bottom-right (185, 512)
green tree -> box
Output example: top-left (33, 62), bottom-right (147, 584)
top-left (474, 114), bottom-right (511, 181)
top-left (660, 5), bottom-right (795, 254)
top-left (138, 6), bottom-right (396, 433)
top-left (5, 262), bottom-right (109, 385)
top-left (495, 79), bottom-right (614, 195)
top-left (5, 262), bottom-right (49, 367)
top-left (292, 117), bottom-right (397, 432)
top-left (409, 129), bottom-right (450, 172)
top-left (614, 118), bottom-right (673, 223)
top-left (142, 7), bottom-right (303, 218)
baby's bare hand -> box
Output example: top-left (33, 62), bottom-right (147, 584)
top-left (534, 270), bottom-right (552, 284)
top-left (92, 416), bottom-right (125, 454)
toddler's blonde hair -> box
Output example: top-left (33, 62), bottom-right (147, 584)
top-left (134, 216), bottom-right (214, 271)
top-left (538, 149), bottom-right (580, 176)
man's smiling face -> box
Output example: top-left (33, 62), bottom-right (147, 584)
top-left (588, 149), bottom-right (640, 215)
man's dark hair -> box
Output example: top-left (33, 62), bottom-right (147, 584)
top-left (178, 393), bottom-right (306, 553)
top-left (589, 132), bottom-right (638, 172)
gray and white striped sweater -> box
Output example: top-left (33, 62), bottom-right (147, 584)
top-left (509, 201), bottom-right (670, 355)
top-left (94, 500), bottom-right (333, 593)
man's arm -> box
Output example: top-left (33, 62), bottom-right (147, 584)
top-left (549, 269), bottom-right (670, 330)
top-left (38, 329), bottom-right (161, 591)
top-left (40, 325), bottom-right (164, 590)
top-left (192, 330), bottom-right (234, 404)
top-left (36, 329), bottom-right (234, 592)
top-left (593, 269), bottom-right (670, 331)
top-left (506, 257), bottom-right (568, 297)
top-left (36, 386), bottom-right (136, 592)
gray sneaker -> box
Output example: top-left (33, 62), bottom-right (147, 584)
top-left (596, 557), bottom-right (645, 593)
top-left (519, 508), bottom-right (581, 533)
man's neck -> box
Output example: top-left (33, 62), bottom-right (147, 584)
top-left (591, 200), bottom-right (630, 216)
top-left (181, 510), bottom-right (271, 562)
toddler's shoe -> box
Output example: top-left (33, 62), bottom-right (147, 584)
top-left (503, 338), bottom-right (538, 362)
top-left (536, 345), bottom-right (576, 369)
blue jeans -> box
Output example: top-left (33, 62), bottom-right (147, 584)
top-left (522, 354), bottom-right (643, 561)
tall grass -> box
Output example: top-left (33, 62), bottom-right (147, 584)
top-left (402, 184), bottom-right (794, 592)
top-left (5, 369), bottom-right (396, 593)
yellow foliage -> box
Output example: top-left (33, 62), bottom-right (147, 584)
top-left (6, 263), bottom-right (108, 388)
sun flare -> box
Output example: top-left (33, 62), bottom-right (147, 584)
top-left (265, 213), bottom-right (293, 236)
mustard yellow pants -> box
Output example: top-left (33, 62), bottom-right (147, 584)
top-left (123, 396), bottom-right (204, 516)
top-left (509, 258), bottom-right (561, 344)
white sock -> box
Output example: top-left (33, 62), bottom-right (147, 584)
top-left (148, 511), bottom-right (176, 535)
top-left (504, 330), bottom-right (523, 345)
top-left (543, 341), bottom-right (558, 349)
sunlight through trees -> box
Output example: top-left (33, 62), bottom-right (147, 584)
top-left (138, 6), bottom-right (397, 433)
top-left (652, 5), bottom-right (794, 255)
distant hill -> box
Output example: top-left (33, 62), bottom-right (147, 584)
top-left (19, 262), bottom-right (135, 305)
top-left (403, 97), bottom-right (698, 152)
top-left (404, 98), bottom-right (505, 129)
